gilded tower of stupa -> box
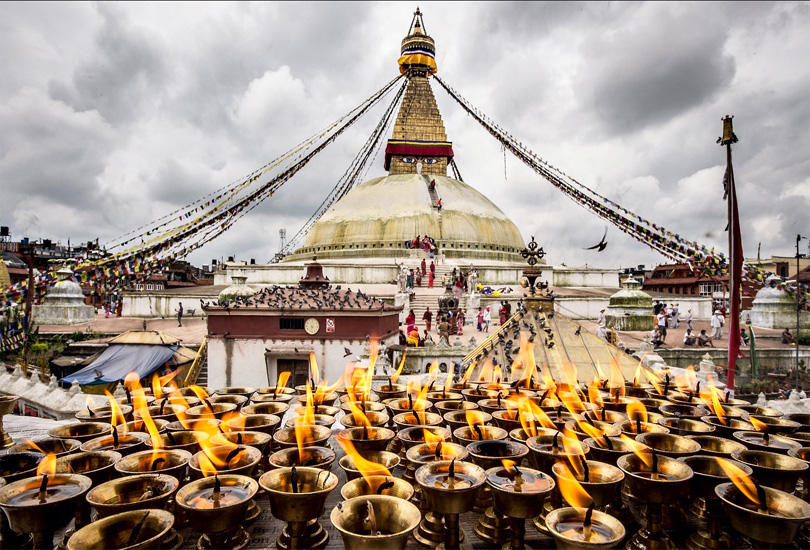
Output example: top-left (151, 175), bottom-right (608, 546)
top-left (288, 9), bottom-right (525, 262)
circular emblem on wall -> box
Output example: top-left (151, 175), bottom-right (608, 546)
top-left (304, 318), bottom-right (320, 335)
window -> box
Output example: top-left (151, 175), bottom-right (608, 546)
top-left (146, 283), bottom-right (154, 291)
top-left (280, 318), bottom-right (305, 330)
top-left (699, 283), bottom-right (713, 297)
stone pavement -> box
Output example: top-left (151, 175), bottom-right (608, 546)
top-left (36, 313), bottom-right (208, 346)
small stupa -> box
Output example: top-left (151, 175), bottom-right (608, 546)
top-left (605, 276), bottom-right (654, 331)
top-left (749, 277), bottom-right (809, 329)
top-left (218, 273), bottom-right (255, 302)
top-left (32, 267), bottom-right (94, 325)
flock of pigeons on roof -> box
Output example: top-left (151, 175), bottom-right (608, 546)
top-left (201, 285), bottom-right (389, 311)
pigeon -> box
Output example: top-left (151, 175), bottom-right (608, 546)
top-left (343, 348), bottom-right (353, 357)
top-left (575, 326), bottom-right (582, 336)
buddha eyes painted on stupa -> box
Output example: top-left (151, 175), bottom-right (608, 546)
top-left (402, 157), bottom-right (416, 163)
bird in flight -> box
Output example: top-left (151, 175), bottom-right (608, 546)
top-left (584, 228), bottom-right (608, 252)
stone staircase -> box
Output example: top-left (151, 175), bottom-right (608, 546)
top-left (402, 257), bottom-right (468, 331)
top-left (423, 175), bottom-right (443, 237)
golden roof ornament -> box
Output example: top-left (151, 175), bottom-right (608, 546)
top-left (398, 7), bottom-right (437, 76)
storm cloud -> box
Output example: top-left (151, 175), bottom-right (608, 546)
top-left (1, 1), bottom-right (807, 269)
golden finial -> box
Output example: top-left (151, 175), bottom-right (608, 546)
top-left (718, 115), bottom-right (738, 145)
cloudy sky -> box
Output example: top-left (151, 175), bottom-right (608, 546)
top-left (1, 1), bottom-right (808, 270)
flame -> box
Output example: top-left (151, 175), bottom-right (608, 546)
top-left (620, 434), bottom-right (652, 468)
top-left (711, 391), bottom-right (727, 425)
top-left (556, 463), bottom-right (594, 509)
top-left (348, 400), bottom-right (371, 428)
top-left (607, 355), bottom-right (625, 402)
top-left (579, 420), bottom-right (606, 441)
top-left (423, 429), bottom-right (445, 445)
top-left (461, 361), bottom-right (476, 386)
top-left (309, 352), bottom-right (320, 387)
top-left (152, 373), bottom-right (164, 400)
top-left (427, 361), bottom-right (440, 387)
top-left (443, 365), bottom-right (454, 395)
top-left (36, 453), bottom-right (57, 477)
top-left (594, 361), bottom-right (607, 383)
top-left (587, 380), bottom-right (603, 408)
top-left (466, 409), bottom-right (486, 433)
top-left (716, 457), bottom-right (761, 508)
top-left (562, 426), bottom-right (586, 476)
top-left (227, 412), bottom-right (247, 432)
top-left (197, 430), bottom-right (239, 476)
top-left (477, 358), bottom-right (494, 384)
top-left (189, 385), bottom-right (210, 403)
top-left (493, 365), bottom-right (503, 385)
top-left (518, 397), bottom-right (556, 438)
top-left (644, 368), bottom-right (664, 395)
top-left (626, 401), bottom-right (648, 424)
top-left (520, 337), bottom-right (538, 389)
top-left (540, 364), bottom-right (557, 394)
top-left (26, 439), bottom-right (48, 455)
top-left (560, 362), bottom-right (578, 389)
top-left (502, 459), bottom-right (518, 474)
top-left (749, 417), bottom-right (768, 432)
top-left (390, 352), bottom-right (407, 385)
top-left (633, 363), bottom-right (643, 387)
top-left (559, 390), bottom-right (587, 416)
top-left (125, 372), bottom-right (161, 449)
top-left (277, 371), bottom-right (291, 391)
top-left (105, 391), bottom-right (127, 433)
top-left (684, 366), bottom-right (698, 393)
top-left (337, 436), bottom-right (392, 488)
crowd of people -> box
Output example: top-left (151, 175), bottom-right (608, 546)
top-left (404, 234), bottom-right (437, 256)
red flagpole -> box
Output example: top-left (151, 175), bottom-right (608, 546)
top-left (719, 116), bottom-right (742, 393)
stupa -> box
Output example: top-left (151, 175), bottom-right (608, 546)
top-left (31, 267), bottom-right (94, 325)
top-left (285, 10), bottom-right (525, 264)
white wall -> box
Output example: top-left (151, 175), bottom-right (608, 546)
top-left (122, 293), bottom-right (209, 319)
top-left (553, 268), bottom-right (620, 288)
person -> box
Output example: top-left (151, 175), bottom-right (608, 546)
top-left (430, 261), bottom-right (435, 275)
top-left (483, 307), bottom-right (491, 333)
top-left (670, 303), bottom-right (680, 328)
top-left (499, 302), bottom-right (508, 326)
top-left (404, 239), bottom-right (410, 249)
top-left (685, 308), bottom-right (693, 331)
top-left (176, 302), bottom-right (183, 327)
top-left (456, 307), bottom-right (465, 335)
top-left (650, 327), bottom-right (664, 347)
top-left (710, 310), bottom-right (724, 340)
top-left (415, 271), bottom-right (422, 287)
top-left (407, 269), bottom-right (414, 289)
top-left (597, 308), bottom-right (606, 327)
top-left (684, 329), bottom-right (697, 346)
top-left (428, 270), bottom-right (434, 288)
top-left (782, 328), bottom-right (795, 345)
top-left (438, 317), bottom-right (450, 343)
top-left (104, 303), bottom-right (110, 318)
top-left (116, 299), bottom-right (123, 318)
top-left (423, 329), bottom-right (435, 345)
top-left (421, 258), bottom-right (426, 276)
top-left (399, 330), bottom-right (407, 346)
top-left (653, 301), bottom-right (663, 315)
top-left (656, 309), bottom-right (667, 343)
top-left (406, 327), bottom-right (420, 347)
top-left (429, 179), bottom-right (435, 190)
top-left (697, 329), bottom-right (714, 347)
top-left (596, 325), bottom-right (608, 341)
top-left (740, 329), bottom-right (750, 346)
top-left (422, 307), bottom-right (433, 332)
top-left (405, 309), bottom-right (416, 327)
top-left (476, 308), bottom-right (484, 331)
top-left (441, 274), bottom-right (447, 287)
top-left (799, 386), bottom-right (807, 399)
top-left (437, 197), bottom-right (442, 210)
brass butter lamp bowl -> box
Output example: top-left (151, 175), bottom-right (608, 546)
top-left (416, 460), bottom-right (486, 550)
top-left (260, 466), bottom-right (339, 550)
top-left (715, 482), bottom-right (810, 546)
top-left (339, 451), bottom-right (400, 481)
top-left (730, 449), bottom-right (808, 492)
top-left (686, 434), bottom-right (746, 458)
top-left (337, 426), bottom-right (396, 454)
top-left (67, 508), bottom-right (175, 550)
top-left (48, 422), bottom-right (111, 443)
top-left (176, 474), bottom-right (259, 550)
top-left (86, 473), bottom-right (178, 517)
top-left (330, 494), bottom-right (422, 550)
top-left (0, 473), bottom-right (92, 549)
top-left (114, 448), bottom-right (192, 481)
top-left (680, 455), bottom-right (752, 549)
top-left (340, 475), bottom-right (415, 501)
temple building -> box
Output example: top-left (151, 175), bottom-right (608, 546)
top-left (203, 258), bottom-right (401, 389)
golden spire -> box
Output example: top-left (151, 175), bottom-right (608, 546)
top-left (386, 8), bottom-right (453, 177)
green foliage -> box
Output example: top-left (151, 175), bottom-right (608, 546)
top-left (798, 331), bottom-right (810, 346)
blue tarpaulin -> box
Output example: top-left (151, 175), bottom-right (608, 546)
top-left (61, 344), bottom-right (178, 385)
